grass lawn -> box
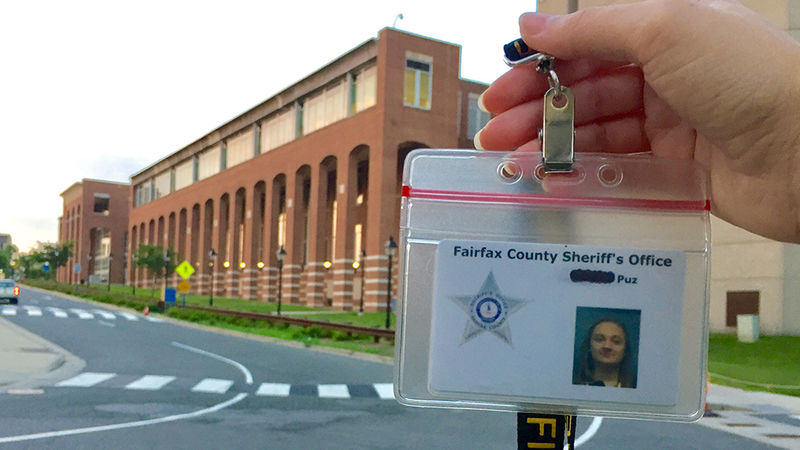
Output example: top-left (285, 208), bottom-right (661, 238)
top-left (105, 284), bottom-right (396, 328)
top-left (708, 333), bottom-right (800, 397)
top-left (25, 280), bottom-right (396, 357)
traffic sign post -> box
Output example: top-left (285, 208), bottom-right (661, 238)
top-left (175, 262), bottom-right (194, 308)
top-left (177, 280), bottom-right (190, 307)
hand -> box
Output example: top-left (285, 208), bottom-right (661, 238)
top-left (476, 0), bottom-right (800, 243)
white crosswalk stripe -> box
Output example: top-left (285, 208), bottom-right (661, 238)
top-left (318, 384), bottom-right (350, 399)
top-left (51, 372), bottom-right (394, 400)
top-left (373, 383), bottom-right (394, 400)
top-left (56, 372), bottom-right (115, 387)
top-left (191, 378), bottom-right (234, 394)
top-left (70, 308), bottom-right (94, 319)
top-left (47, 307), bottom-right (68, 318)
top-left (1, 307), bottom-right (17, 316)
top-left (92, 309), bottom-right (116, 320)
top-left (116, 311), bottom-right (139, 321)
top-left (144, 316), bottom-right (163, 322)
top-left (125, 375), bottom-right (176, 390)
top-left (255, 383), bottom-right (291, 397)
top-left (23, 306), bottom-right (42, 316)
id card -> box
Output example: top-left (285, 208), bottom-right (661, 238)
top-left (394, 149), bottom-right (711, 421)
top-left (429, 240), bottom-right (684, 406)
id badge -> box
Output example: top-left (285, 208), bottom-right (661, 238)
top-left (394, 150), bottom-right (710, 421)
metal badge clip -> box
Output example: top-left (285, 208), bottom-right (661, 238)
top-left (504, 39), bottom-right (575, 173)
top-left (542, 86), bottom-right (575, 173)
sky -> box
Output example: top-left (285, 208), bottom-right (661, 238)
top-left (0, 0), bottom-right (538, 254)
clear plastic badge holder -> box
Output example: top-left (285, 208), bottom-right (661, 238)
top-left (394, 150), bottom-right (710, 421)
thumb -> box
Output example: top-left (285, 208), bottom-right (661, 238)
top-left (519, 3), bottom-right (657, 65)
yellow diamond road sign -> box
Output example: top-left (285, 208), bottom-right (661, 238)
top-left (177, 280), bottom-right (191, 294)
top-left (175, 261), bottom-right (195, 279)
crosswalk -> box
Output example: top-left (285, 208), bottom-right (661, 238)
top-left (0, 306), bottom-right (162, 322)
top-left (53, 372), bottom-right (395, 400)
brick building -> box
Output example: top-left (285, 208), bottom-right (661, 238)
top-left (57, 179), bottom-right (130, 285)
top-left (127, 28), bottom-right (489, 311)
top-left (538, 0), bottom-right (800, 334)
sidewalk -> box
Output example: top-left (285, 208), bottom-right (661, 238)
top-left (0, 317), bottom-right (84, 392)
top-left (708, 382), bottom-right (800, 415)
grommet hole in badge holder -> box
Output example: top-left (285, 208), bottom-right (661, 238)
top-left (497, 161), bottom-right (522, 184)
top-left (533, 163), bottom-right (585, 184)
top-left (597, 163), bottom-right (623, 187)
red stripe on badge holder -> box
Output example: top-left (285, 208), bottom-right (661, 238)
top-left (401, 186), bottom-right (710, 212)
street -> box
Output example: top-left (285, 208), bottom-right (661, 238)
top-left (0, 287), bottom-right (795, 449)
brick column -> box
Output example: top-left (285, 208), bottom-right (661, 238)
top-left (259, 176), bottom-right (279, 302)
top-left (301, 162), bottom-right (329, 307)
top-left (363, 142), bottom-right (400, 312)
top-left (331, 153), bottom-right (358, 310)
top-left (282, 170), bottom-right (301, 304)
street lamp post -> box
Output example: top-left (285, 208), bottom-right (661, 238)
top-left (356, 250), bottom-right (366, 314)
top-left (162, 250), bottom-right (171, 293)
top-left (85, 254), bottom-right (92, 287)
top-left (208, 248), bottom-right (216, 306)
top-left (276, 247), bottom-right (286, 315)
top-left (131, 255), bottom-right (137, 296)
top-left (106, 254), bottom-right (113, 292)
top-left (384, 237), bottom-right (397, 329)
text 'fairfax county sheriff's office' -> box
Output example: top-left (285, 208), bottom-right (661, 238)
top-left (451, 245), bottom-right (673, 267)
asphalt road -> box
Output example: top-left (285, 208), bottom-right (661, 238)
top-left (0, 287), bottom-right (781, 449)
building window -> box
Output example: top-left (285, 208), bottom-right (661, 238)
top-left (226, 130), bottom-right (254, 168)
top-left (303, 80), bottom-right (348, 135)
top-left (174, 159), bottom-right (194, 191)
top-left (352, 65), bottom-right (377, 114)
top-left (353, 224), bottom-right (362, 262)
top-left (404, 56), bottom-right (432, 109)
top-left (467, 93), bottom-right (491, 140)
top-left (198, 146), bottom-right (221, 181)
top-left (93, 194), bottom-right (110, 215)
top-left (153, 171), bottom-right (171, 199)
top-left (261, 107), bottom-right (297, 153)
top-left (134, 182), bottom-right (152, 207)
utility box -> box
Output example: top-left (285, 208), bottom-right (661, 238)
top-left (737, 314), bottom-right (759, 343)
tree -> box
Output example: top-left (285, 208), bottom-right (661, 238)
top-left (133, 243), bottom-right (176, 296)
top-left (0, 244), bottom-right (18, 279)
top-left (40, 241), bottom-right (73, 271)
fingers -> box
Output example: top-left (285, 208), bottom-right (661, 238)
top-left (575, 116), bottom-right (649, 154)
top-left (489, 115), bottom-right (649, 156)
top-left (476, 66), bottom-right (644, 150)
top-left (518, 3), bottom-right (659, 65)
top-left (480, 58), bottom-right (624, 115)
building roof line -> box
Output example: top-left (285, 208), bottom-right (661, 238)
top-left (129, 35), bottom-right (379, 181)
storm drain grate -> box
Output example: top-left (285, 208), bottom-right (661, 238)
top-left (725, 423), bottom-right (760, 427)
top-left (763, 434), bottom-right (800, 439)
top-left (21, 347), bottom-right (54, 353)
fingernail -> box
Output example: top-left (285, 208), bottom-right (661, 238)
top-left (473, 128), bottom-right (485, 150)
top-left (477, 91), bottom-right (488, 113)
top-left (519, 12), bottom-right (557, 35)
